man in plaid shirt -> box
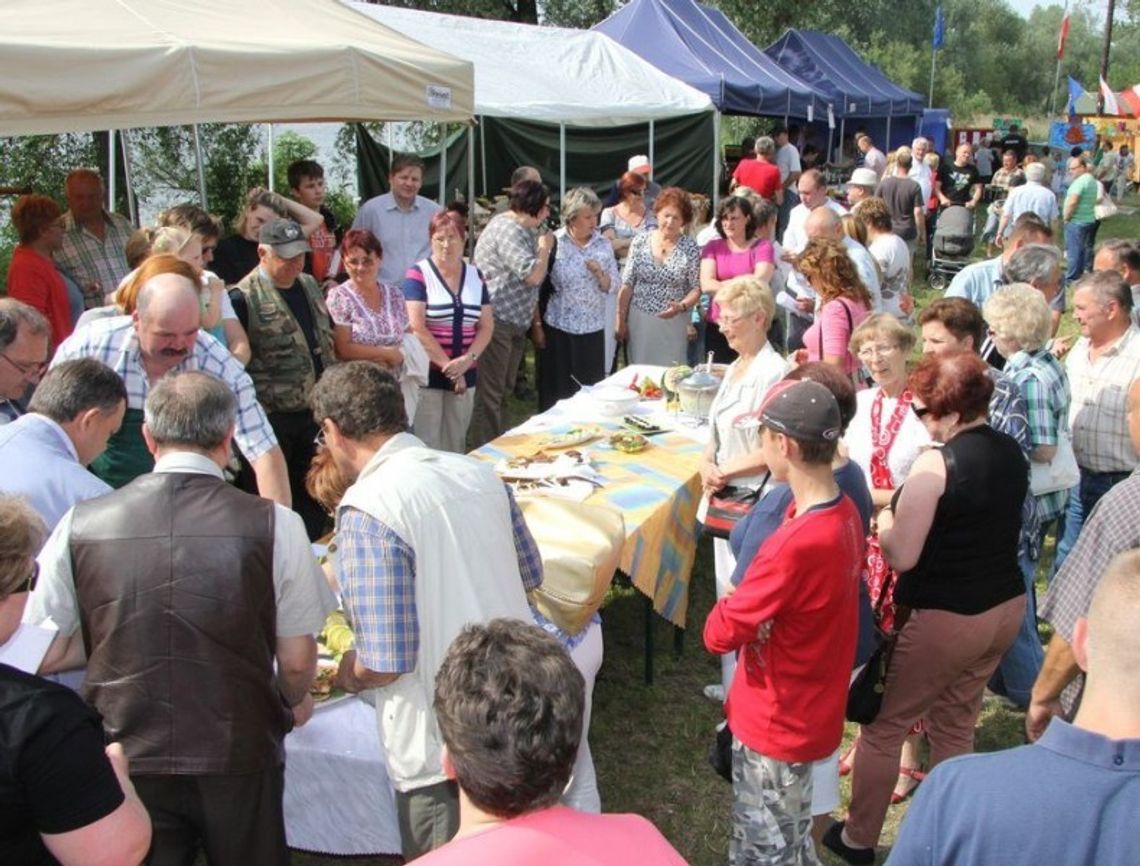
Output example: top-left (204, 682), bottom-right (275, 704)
top-left (55, 169), bottom-right (134, 309)
top-left (312, 361), bottom-right (542, 859)
top-left (52, 272), bottom-right (290, 503)
top-left (1027, 376), bottom-right (1140, 742)
top-left (1050, 271), bottom-right (1140, 577)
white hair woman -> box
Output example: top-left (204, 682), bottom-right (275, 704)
top-left (698, 276), bottom-right (786, 700)
top-left (538, 187), bottom-right (621, 410)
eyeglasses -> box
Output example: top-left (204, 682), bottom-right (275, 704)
top-left (911, 404), bottom-right (932, 419)
top-left (314, 426), bottom-right (327, 449)
top-left (0, 352), bottom-right (48, 378)
top-left (4, 561), bottom-right (38, 596)
top-left (856, 343), bottom-right (900, 361)
top-left (344, 257), bottom-right (377, 268)
top-left (628, 190), bottom-right (645, 197)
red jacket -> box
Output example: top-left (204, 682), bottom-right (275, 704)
top-left (704, 494), bottom-right (864, 762)
top-left (7, 245), bottom-right (73, 347)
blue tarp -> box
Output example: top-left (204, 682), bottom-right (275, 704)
top-left (764, 29), bottom-right (925, 119)
top-left (593, 0), bottom-right (822, 118)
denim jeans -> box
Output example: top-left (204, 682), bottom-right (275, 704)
top-left (1051, 468), bottom-right (1130, 579)
top-left (988, 549), bottom-right (1044, 708)
top-left (1064, 221), bottom-right (1095, 283)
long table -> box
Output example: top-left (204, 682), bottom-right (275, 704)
top-left (474, 365), bottom-right (707, 630)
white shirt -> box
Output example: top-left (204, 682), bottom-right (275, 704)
top-left (708, 344), bottom-right (788, 489)
top-left (778, 199), bottom-right (849, 315)
top-left (843, 237), bottom-right (883, 311)
top-left (863, 147), bottom-right (887, 178)
top-left (869, 234), bottom-right (912, 317)
top-left (776, 143), bottom-right (802, 187)
top-left (909, 162), bottom-right (934, 203)
top-left (1066, 326), bottom-right (1140, 473)
top-left (846, 388), bottom-right (931, 491)
top-left (1002, 182), bottom-right (1059, 233)
top-left (975, 147), bottom-right (994, 176)
top-left (28, 451), bottom-right (335, 639)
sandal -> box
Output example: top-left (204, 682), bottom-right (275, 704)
top-left (838, 739), bottom-right (858, 777)
top-left (891, 765), bottom-right (926, 804)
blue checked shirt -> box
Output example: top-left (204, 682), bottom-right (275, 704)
top-left (336, 487), bottom-right (543, 673)
top-left (51, 315), bottom-right (277, 460)
top-left (987, 367), bottom-right (1038, 554)
top-left (1005, 349), bottom-right (1072, 524)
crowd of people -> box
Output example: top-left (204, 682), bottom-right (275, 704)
top-left (0, 124), bottom-right (1138, 866)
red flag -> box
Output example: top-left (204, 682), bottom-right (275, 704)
top-left (1057, 14), bottom-right (1071, 59)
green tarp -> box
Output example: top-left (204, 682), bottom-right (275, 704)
top-left (355, 113), bottom-right (716, 205)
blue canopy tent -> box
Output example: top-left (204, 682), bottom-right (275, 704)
top-left (594, 0), bottom-right (824, 196)
top-left (764, 28), bottom-right (926, 156)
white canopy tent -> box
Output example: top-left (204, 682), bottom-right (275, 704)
top-left (343, 2), bottom-right (714, 200)
top-left (0, 0), bottom-right (474, 136)
top-left (0, 0), bottom-right (474, 211)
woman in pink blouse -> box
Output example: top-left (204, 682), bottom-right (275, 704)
top-left (699, 196), bottom-right (776, 363)
top-left (794, 237), bottom-right (872, 375)
top-left (326, 228), bottom-right (410, 370)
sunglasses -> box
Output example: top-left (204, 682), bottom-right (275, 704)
top-left (911, 404), bottom-right (932, 419)
top-left (4, 560), bottom-right (38, 596)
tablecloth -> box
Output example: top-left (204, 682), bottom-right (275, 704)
top-left (283, 697), bottom-right (401, 856)
top-left (474, 365), bottom-right (707, 627)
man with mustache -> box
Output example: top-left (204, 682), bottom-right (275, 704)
top-left (50, 272), bottom-right (290, 503)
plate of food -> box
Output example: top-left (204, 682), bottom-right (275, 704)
top-left (310, 662), bottom-right (349, 708)
top-left (608, 431), bottom-right (649, 454)
top-left (540, 426), bottom-right (604, 449)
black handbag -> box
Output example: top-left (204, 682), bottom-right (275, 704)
top-left (845, 631), bottom-right (897, 724)
top-left (708, 721), bottom-right (734, 783)
top-left (703, 486), bottom-right (762, 539)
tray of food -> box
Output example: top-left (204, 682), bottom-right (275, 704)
top-left (540, 425), bottom-right (604, 449)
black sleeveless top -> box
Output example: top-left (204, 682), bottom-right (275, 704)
top-left (893, 425), bottom-right (1028, 614)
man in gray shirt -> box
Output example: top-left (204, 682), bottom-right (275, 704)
top-left (352, 154), bottom-right (441, 285)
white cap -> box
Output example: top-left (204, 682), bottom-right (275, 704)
top-left (628, 154), bottom-right (652, 174)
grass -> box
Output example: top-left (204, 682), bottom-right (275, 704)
top-left (287, 197), bottom-right (1138, 866)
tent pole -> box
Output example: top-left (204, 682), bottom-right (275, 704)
top-left (559, 123), bottom-right (567, 206)
top-left (192, 124), bottom-right (209, 211)
top-left (480, 116), bottom-right (488, 198)
top-left (712, 110), bottom-right (721, 210)
top-left (648, 120), bottom-right (655, 183)
top-left (107, 130), bottom-right (117, 213)
top-left (467, 125), bottom-right (476, 255)
top-left (120, 130), bottom-right (138, 227)
top-left (440, 124), bottom-right (448, 205)
top-left (886, 116), bottom-right (892, 151)
top-left (839, 117), bottom-right (846, 163)
top-left (267, 124), bottom-right (275, 191)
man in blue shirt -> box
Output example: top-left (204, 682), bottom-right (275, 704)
top-left (887, 549), bottom-right (1140, 866)
top-left (0, 358), bottom-right (125, 529)
top-left (944, 214), bottom-right (1052, 313)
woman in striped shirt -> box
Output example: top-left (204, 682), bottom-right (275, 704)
top-left (402, 211), bottom-right (493, 453)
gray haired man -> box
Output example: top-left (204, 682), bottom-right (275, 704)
top-left (30, 370), bottom-right (335, 866)
top-left (0, 298), bottom-right (51, 424)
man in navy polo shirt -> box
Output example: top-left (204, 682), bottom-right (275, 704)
top-left (886, 550), bottom-right (1140, 866)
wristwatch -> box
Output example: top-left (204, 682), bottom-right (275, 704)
top-left (468, 351), bottom-right (479, 362)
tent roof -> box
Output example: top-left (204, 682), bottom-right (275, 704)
top-left (764, 29), bottom-right (924, 118)
top-left (344, 2), bottom-right (712, 126)
top-left (593, 0), bottom-right (821, 118)
top-left (0, 0), bottom-right (474, 136)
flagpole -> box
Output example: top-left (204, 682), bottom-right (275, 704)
top-left (929, 45), bottom-right (938, 106)
top-left (1050, 0), bottom-right (1069, 116)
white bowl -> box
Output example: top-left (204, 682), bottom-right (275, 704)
top-left (592, 386), bottom-right (640, 416)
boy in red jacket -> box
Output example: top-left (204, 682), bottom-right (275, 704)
top-left (704, 380), bottom-right (864, 865)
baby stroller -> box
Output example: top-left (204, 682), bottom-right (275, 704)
top-left (928, 205), bottom-right (975, 290)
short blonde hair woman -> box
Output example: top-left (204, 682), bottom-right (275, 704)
top-left (982, 283), bottom-right (1053, 354)
top-left (699, 273), bottom-right (787, 701)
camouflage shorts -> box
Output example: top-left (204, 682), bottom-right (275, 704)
top-left (729, 740), bottom-right (820, 866)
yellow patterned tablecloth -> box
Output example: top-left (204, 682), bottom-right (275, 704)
top-left (474, 424), bottom-right (704, 628)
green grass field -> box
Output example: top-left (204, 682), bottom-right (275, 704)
top-left (289, 201), bottom-right (1138, 866)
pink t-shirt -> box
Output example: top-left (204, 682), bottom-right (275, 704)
top-left (701, 237), bottom-right (775, 323)
top-left (416, 806), bottom-right (686, 866)
top-left (802, 296), bottom-right (870, 375)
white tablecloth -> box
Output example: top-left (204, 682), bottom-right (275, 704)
top-left (283, 697), bottom-right (402, 856)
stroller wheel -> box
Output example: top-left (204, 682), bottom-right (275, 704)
top-left (928, 272), bottom-right (947, 291)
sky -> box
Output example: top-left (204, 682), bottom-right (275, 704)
top-left (1007, 0), bottom-right (1059, 17)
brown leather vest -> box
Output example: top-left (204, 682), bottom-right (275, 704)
top-left (69, 470), bottom-right (288, 775)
